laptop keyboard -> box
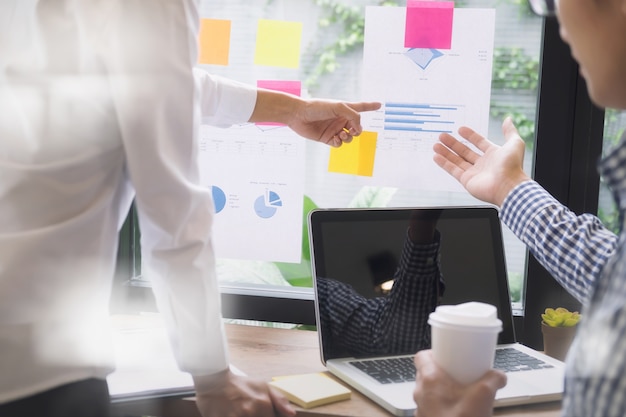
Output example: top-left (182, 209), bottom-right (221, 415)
top-left (349, 348), bottom-right (554, 384)
top-left (493, 348), bottom-right (554, 372)
top-left (349, 356), bottom-right (416, 384)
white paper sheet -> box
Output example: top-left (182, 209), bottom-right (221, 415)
top-left (198, 123), bottom-right (305, 263)
top-left (361, 6), bottom-right (496, 192)
top-left (107, 315), bottom-right (245, 401)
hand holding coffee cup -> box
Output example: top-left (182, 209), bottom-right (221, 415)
top-left (428, 302), bottom-right (502, 385)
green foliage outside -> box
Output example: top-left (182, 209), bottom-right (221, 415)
top-left (304, 1), bottom-right (540, 148)
top-left (490, 46), bottom-right (539, 148)
top-left (508, 272), bottom-right (523, 304)
top-left (305, 0), bottom-right (401, 90)
top-left (597, 109), bottom-right (626, 233)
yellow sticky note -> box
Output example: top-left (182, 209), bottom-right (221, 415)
top-left (328, 131), bottom-right (378, 177)
top-left (270, 373), bottom-right (351, 409)
top-left (254, 19), bottom-right (302, 68)
top-left (198, 18), bottom-right (231, 65)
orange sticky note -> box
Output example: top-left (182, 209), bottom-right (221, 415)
top-left (198, 18), bottom-right (231, 65)
top-left (254, 19), bottom-right (302, 68)
top-left (328, 131), bottom-right (378, 177)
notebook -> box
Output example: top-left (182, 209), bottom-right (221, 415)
top-left (308, 206), bottom-right (565, 416)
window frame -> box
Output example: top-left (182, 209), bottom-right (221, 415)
top-left (522, 18), bottom-right (604, 348)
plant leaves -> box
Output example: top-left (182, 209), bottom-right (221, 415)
top-left (542, 307), bottom-right (581, 327)
top-left (348, 186), bottom-right (398, 208)
top-left (273, 195), bottom-right (318, 287)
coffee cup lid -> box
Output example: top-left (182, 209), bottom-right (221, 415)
top-left (428, 301), bottom-right (503, 330)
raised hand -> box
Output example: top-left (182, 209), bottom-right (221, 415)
top-left (432, 117), bottom-right (531, 207)
top-left (287, 99), bottom-right (381, 147)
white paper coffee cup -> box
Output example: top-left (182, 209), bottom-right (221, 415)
top-left (428, 301), bottom-right (502, 385)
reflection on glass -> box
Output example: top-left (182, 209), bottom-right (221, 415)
top-left (599, 109), bottom-right (626, 234)
top-left (311, 207), bottom-right (513, 361)
top-left (317, 210), bottom-right (443, 358)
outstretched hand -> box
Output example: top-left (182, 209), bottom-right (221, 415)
top-left (413, 350), bottom-right (507, 417)
top-left (250, 87), bottom-right (380, 147)
top-left (288, 99), bottom-right (381, 147)
top-left (432, 117), bottom-right (531, 207)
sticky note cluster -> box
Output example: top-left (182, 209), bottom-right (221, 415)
top-left (198, 18), bottom-right (302, 68)
top-left (269, 372), bottom-right (351, 409)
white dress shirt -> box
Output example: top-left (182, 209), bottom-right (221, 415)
top-left (0, 0), bottom-right (256, 403)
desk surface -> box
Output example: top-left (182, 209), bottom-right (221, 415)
top-left (111, 322), bottom-right (562, 417)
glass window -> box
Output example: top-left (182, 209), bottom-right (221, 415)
top-left (122, 0), bottom-right (546, 319)
top-left (598, 109), bottom-right (626, 233)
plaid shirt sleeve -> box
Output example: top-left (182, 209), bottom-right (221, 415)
top-left (318, 231), bottom-right (442, 358)
top-left (500, 180), bottom-right (618, 304)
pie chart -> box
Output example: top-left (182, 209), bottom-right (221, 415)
top-left (211, 186), bottom-right (226, 213)
top-left (254, 190), bottom-right (282, 219)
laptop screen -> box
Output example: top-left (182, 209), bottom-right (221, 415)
top-left (308, 206), bottom-right (515, 362)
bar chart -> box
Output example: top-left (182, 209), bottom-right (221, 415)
top-left (384, 102), bottom-right (462, 134)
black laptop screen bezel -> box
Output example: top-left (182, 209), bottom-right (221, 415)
top-left (308, 206), bottom-right (516, 362)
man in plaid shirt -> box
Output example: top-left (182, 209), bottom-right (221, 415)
top-left (412, 0), bottom-right (626, 415)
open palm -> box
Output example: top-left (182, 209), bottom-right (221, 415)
top-left (432, 117), bottom-right (531, 207)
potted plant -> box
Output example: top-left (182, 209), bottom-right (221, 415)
top-left (541, 307), bottom-right (581, 361)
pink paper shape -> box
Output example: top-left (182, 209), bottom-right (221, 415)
top-left (257, 80), bottom-right (302, 97)
top-left (404, 1), bottom-right (454, 50)
top-left (256, 80), bottom-right (302, 126)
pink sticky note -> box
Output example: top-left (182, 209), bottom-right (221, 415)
top-left (256, 80), bottom-right (302, 126)
top-left (257, 80), bottom-right (301, 97)
top-left (405, 1), bottom-right (454, 50)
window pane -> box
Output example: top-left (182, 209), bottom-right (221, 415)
top-left (128, 0), bottom-right (544, 315)
top-left (598, 109), bottom-right (626, 233)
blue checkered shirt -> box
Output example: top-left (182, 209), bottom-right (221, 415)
top-left (500, 137), bottom-right (626, 416)
top-left (317, 232), bottom-right (442, 359)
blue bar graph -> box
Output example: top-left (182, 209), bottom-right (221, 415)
top-left (384, 102), bottom-right (460, 133)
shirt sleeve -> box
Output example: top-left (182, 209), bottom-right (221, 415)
top-left (500, 180), bottom-right (618, 304)
top-left (104, 0), bottom-right (229, 376)
top-left (318, 232), bottom-right (441, 357)
top-left (193, 69), bottom-right (257, 127)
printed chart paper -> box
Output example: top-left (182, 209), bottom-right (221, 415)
top-left (360, 6), bottom-right (495, 192)
top-left (198, 124), bottom-right (305, 263)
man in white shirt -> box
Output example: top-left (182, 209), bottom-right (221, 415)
top-left (0, 1), bottom-right (379, 416)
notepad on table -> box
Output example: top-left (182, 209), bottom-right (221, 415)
top-left (269, 372), bottom-right (351, 409)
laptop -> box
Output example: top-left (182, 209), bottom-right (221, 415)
top-left (308, 206), bottom-right (564, 416)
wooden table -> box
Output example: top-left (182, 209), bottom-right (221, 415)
top-left (111, 322), bottom-right (562, 417)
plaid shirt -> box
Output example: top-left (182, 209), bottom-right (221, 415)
top-left (500, 136), bottom-right (626, 416)
top-left (317, 233), bottom-right (443, 359)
